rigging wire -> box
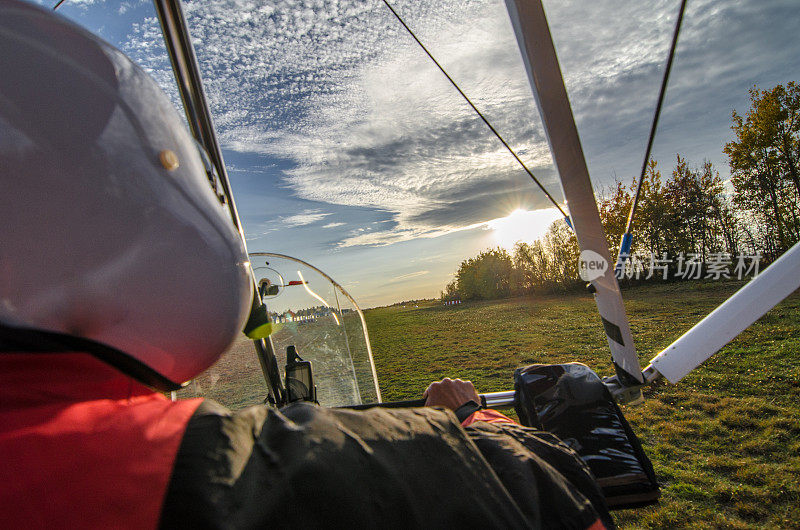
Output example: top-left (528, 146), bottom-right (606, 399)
top-left (380, 0), bottom-right (569, 222)
top-left (52, 0), bottom-right (67, 9)
top-left (616, 0), bottom-right (687, 270)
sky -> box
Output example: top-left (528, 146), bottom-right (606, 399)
top-left (43, 0), bottom-right (800, 308)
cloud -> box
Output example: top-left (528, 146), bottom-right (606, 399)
top-left (386, 270), bottom-right (430, 284)
top-left (55, 0), bottom-right (104, 8)
top-left (119, 0), bottom-right (798, 248)
top-left (118, 0), bottom-right (146, 15)
top-left (322, 222), bottom-right (345, 229)
top-left (119, 0), bottom-right (559, 247)
top-left (278, 209), bottom-right (329, 227)
top-left (244, 228), bottom-right (275, 241)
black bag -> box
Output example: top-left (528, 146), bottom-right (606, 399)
top-left (514, 363), bottom-right (660, 509)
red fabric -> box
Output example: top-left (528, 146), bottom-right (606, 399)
top-left (587, 517), bottom-right (608, 530)
top-left (461, 408), bottom-right (517, 427)
top-left (0, 353), bottom-right (202, 530)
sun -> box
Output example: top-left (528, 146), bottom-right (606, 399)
top-left (486, 208), bottom-right (562, 250)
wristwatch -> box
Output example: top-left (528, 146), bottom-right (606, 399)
top-left (454, 400), bottom-right (483, 423)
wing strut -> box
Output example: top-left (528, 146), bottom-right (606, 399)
top-left (504, 0), bottom-right (643, 384)
top-left (645, 241), bottom-right (800, 383)
top-left (153, 0), bottom-right (286, 404)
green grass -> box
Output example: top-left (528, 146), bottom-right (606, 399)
top-left (364, 281), bottom-right (800, 529)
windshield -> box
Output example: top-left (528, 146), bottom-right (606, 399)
top-left (176, 253), bottom-right (380, 409)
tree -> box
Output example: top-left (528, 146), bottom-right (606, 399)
top-left (632, 160), bottom-right (669, 257)
top-left (440, 80), bottom-right (800, 298)
top-left (724, 83), bottom-right (800, 257)
top-left (541, 221), bottom-right (580, 287)
top-left (440, 279), bottom-right (459, 301)
top-left (596, 156), bottom-right (738, 275)
top-left (511, 220), bottom-right (579, 293)
top-left (598, 179), bottom-right (632, 256)
top-left (454, 248), bottom-right (514, 300)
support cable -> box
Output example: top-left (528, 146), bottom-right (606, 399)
top-left (616, 0), bottom-right (687, 271)
top-left (381, 0), bottom-right (569, 222)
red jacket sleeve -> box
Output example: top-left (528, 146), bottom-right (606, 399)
top-left (461, 409), bottom-right (517, 427)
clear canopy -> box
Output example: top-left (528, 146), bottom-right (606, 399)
top-left (176, 253), bottom-right (380, 409)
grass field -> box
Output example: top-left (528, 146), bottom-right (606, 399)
top-left (364, 281), bottom-right (800, 529)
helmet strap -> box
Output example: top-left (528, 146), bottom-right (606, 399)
top-left (0, 323), bottom-right (182, 391)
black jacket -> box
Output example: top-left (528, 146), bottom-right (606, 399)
top-left (160, 401), bottom-right (611, 529)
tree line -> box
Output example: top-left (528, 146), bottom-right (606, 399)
top-left (442, 82), bottom-right (800, 301)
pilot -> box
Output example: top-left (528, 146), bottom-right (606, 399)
top-left (0, 1), bottom-right (610, 528)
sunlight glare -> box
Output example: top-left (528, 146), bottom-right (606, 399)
top-left (486, 208), bottom-right (562, 250)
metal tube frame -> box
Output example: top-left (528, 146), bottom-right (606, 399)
top-left (152, 0), bottom-right (284, 404)
top-left (504, 0), bottom-right (643, 385)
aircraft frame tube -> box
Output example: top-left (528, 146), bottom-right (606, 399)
top-left (482, 390), bottom-right (516, 408)
top-left (648, 241), bottom-right (800, 383)
top-left (153, 0), bottom-right (285, 403)
top-left (504, 0), bottom-right (643, 383)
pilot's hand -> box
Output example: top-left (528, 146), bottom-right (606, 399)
top-left (423, 378), bottom-right (480, 411)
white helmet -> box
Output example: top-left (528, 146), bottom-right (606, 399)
top-left (0, 0), bottom-right (253, 388)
